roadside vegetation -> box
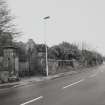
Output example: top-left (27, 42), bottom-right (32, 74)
top-left (15, 40), bottom-right (103, 77)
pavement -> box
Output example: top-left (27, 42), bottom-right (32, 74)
top-left (0, 65), bottom-right (98, 89)
top-left (0, 65), bottom-right (105, 105)
top-left (0, 70), bottom-right (77, 89)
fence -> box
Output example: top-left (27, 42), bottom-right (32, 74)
top-left (47, 59), bottom-right (80, 75)
top-left (18, 59), bottom-right (80, 76)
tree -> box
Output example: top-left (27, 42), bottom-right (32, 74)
top-left (58, 42), bottom-right (81, 60)
top-left (15, 41), bottom-right (27, 62)
top-left (48, 42), bottom-right (81, 60)
top-left (48, 45), bottom-right (62, 59)
top-left (0, 0), bottom-right (18, 55)
top-left (81, 50), bottom-right (103, 66)
top-left (0, 0), bottom-right (15, 34)
top-left (26, 39), bottom-right (38, 75)
top-left (36, 44), bottom-right (46, 53)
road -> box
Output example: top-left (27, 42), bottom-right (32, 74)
top-left (0, 65), bottom-right (105, 105)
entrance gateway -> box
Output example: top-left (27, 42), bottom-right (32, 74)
top-left (0, 46), bottom-right (19, 83)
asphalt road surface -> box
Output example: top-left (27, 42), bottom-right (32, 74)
top-left (1, 65), bottom-right (105, 105)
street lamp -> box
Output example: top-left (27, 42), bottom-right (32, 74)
top-left (43, 16), bottom-right (50, 76)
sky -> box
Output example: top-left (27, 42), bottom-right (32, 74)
top-left (7, 0), bottom-right (105, 55)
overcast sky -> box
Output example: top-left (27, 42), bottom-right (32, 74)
top-left (7, 0), bottom-right (105, 55)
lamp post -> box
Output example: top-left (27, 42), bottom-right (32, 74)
top-left (43, 16), bottom-right (50, 76)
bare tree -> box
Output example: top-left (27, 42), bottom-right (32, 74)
top-left (0, 0), bottom-right (19, 55)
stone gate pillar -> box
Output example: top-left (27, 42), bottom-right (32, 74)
top-left (3, 46), bottom-right (19, 76)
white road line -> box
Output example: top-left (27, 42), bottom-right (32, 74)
top-left (20, 96), bottom-right (43, 105)
top-left (62, 79), bottom-right (84, 89)
top-left (13, 83), bottom-right (27, 88)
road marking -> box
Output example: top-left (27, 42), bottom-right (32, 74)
top-left (62, 79), bottom-right (84, 89)
top-left (13, 83), bottom-right (28, 88)
top-left (89, 70), bottom-right (100, 78)
top-left (20, 96), bottom-right (43, 105)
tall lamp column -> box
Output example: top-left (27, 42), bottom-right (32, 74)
top-left (43, 16), bottom-right (50, 76)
